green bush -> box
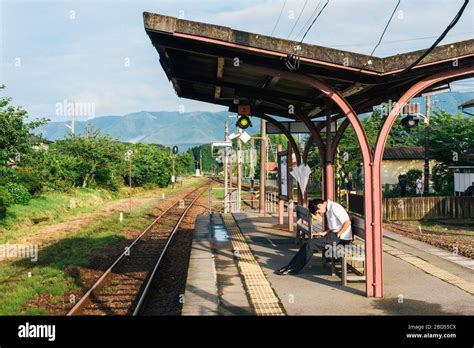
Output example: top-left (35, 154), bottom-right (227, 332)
top-left (0, 202), bottom-right (6, 219)
top-left (0, 187), bottom-right (12, 219)
top-left (0, 168), bottom-right (18, 187)
top-left (16, 168), bottom-right (43, 195)
top-left (0, 186), bottom-right (13, 206)
top-left (5, 182), bottom-right (31, 205)
top-left (406, 168), bottom-right (423, 194)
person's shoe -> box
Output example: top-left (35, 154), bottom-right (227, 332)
top-left (275, 266), bottom-right (298, 275)
top-left (274, 266), bottom-right (291, 275)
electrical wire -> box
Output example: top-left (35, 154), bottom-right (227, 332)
top-left (399, 0), bottom-right (470, 73)
top-left (270, 0), bottom-right (287, 36)
top-left (283, 0), bottom-right (329, 71)
top-left (368, 0), bottom-right (401, 58)
top-left (297, 0), bottom-right (329, 45)
top-left (328, 31), bottom-right (471, 49)
top-left (292, 0), bottom-right (323, 42)
top-left (287, 0), bottom-right (309, 39)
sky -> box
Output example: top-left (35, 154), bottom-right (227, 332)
top-left (0, 0), bottom-right (473, 121)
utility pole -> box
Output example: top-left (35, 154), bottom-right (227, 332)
top-left (199, 148), bottom-right (203, 176)
top-left (250, 137), bottom-right (255, 209)
top-left (171, 155), bottom-right (176, 190)
top-left (125, 149), bottom-right (133, 213)
top-left (424, 95), bottom-right (431, 196)
top-left (224, 121), bottom-right (229, 213)
top-left (172, 156), bottom-right (175, 190)
top-left (71, 99), bottom-right (76, 138)
top-left (266, 136), bottom-right (269, 181)
top-left (259, 119), bottom-right (267, 215)
top-left (229, 143), bottom-right (233, 213)
top-left (129, 154), bottom-right (132, 213)
top-left (237, 127), bottom-right (242, 212)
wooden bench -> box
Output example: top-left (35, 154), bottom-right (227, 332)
top-left (295, 205), bottom-right (313, 243)
top-left (322, 216), bottom-right (366, 286)
top-left (294, 206), bottom-right (366, 286)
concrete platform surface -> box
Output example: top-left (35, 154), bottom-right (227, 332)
top-left (233, 212), bottom-right (474, 316)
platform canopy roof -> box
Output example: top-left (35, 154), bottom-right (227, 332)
top-left (459, 98), bottom-right (474, 109)
top-left (143, 12), bottom-right (474, 121)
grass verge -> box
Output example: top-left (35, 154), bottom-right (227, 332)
top-left (0, 177), bottom-right (206, 315)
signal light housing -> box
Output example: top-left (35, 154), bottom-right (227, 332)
top-left (401, 115), bottom-right (420, 129)
top-left (236, 115), bottom-right (252, 129)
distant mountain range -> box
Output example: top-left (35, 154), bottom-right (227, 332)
top-left (36, 111), bottom-right (253, 151)
top-left (36, 91), bottom-right (473, 149)
top-left (412, 91), bottom-right (474, 115)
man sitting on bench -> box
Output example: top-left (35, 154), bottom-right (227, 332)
top-left (275, 199), bottom-right (352, 275)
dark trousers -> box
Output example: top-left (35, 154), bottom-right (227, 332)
top-left (287, 233), bottom-right (350, 272)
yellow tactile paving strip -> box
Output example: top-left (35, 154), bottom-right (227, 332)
top-left (221, 214), bottom-right (285, 316)
top-left (383, 243), bottom-right (474, 295)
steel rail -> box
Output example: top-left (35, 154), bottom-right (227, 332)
top-left (66, 184), bottom-right (206, 316)
top-left (132, 187), bottom-right (204, 315)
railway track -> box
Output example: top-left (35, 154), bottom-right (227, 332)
top-left (210, 176), bottom-right (252, 192)
top-left (67, 183), bottom-right (208, 316)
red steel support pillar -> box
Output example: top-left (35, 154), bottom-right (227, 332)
top-left (249, 65), bottom-right (473, 298)
top-left (253, 69), bottom-right (376, 297)
top-left (259, 118), bottom-right (267, 215)
top-left (287, 144), bottom-right (294, 233)
top-left (324, 104), bottom-right (335, 202)
top-left (278, 143), bottom-right (284, 225)
top-left (373, 66), bottom-right (474, 298)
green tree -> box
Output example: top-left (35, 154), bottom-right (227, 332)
top-left (129, 143), bottom-right (171, 187)
top-left (428, 110), bottom-right (474, 193)
top-left (0, 86), bottom-right (47, 166)
top-left (28, 132), bottom-right (125, 190)
top-left (406, 168), bottom-right (423, 194)
top-left (175, 151), bottom-right (195, 176)
top-left (429, 110), bottom-right (474, 165)
top-left (308, 110), bottom-right (426, 191)
top-left (332, 111), bottom-right (381, 175)
top-left (189, 144), bottom-right (217, 174)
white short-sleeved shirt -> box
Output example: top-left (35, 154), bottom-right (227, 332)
top-left (416, 178), bottom-right (423, 188)
top-left (326, 200), bottom-right (352, 240)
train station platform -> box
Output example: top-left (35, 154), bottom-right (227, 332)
top-left (183, 212), bottom-right (474, 316)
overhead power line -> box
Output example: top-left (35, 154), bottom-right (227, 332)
top-left (283, 0), bottom-right (329, 71)
top-left (270, 0), bottom-right (287, 36)
top-left (328, 31), bottom-right (471, 49)
top-left (399, 0), bottom-right (470, 73)
top-left (297, 0), bottom-right (329, 45)
top-left (368, 0), bottom-right (401, 58)
top-left (293, 0), bottom-right (323, 42)
top-left (287, 0), bottom-right (309, 39)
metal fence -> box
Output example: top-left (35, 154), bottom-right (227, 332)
top-left (208, 187), bottom-right (259, 214)
top-left (265, 192), bottom-right (279, 214)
